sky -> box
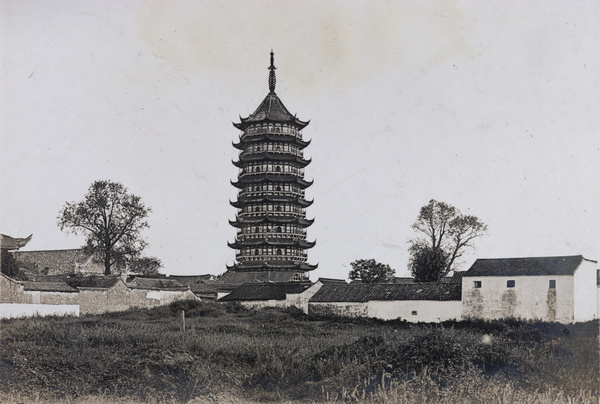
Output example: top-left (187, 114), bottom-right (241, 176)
top-left (1, 1), bottom-right (599, 279)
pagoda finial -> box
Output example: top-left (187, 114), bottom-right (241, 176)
top-left (268, 49), bottom-right (277, 93)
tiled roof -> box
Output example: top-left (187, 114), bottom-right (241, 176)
top-left (310, 283), bottom-right (462, 303)
top-left (464, 255), bottom-right (590, 277)
top-left (218, 271), bottom-right (301, 286)
top-left (219, 282), bottom-right (311, 301)
top-left (15, 249), bottom-right (106, 275)
top-left (66, 275), bottom-right (122, 289)
top-left (0, 234), bottom-right (32, 250)
top-left (317, 278), bottom-right (348, 285)
top-left (234, 93), bottom-right (309, 130)
top-left (23, 281), bottom-right (78, 293)
top-left (128, 277), bottom-right (187, 291)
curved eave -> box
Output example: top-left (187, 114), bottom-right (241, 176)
top-left (229, 216), bottom-right (314, 228)
top-left (231, 175), bottom-right (314, 189)
top-left (230, 196), bottom-right (313, 208)
top-left (232, 153), bottom-right (311, 167)
top-left (233, 117), bottom-right (309, 131)
top-left (227, 261), bottom-right (318, 272)
top-left (228, 239), bottom-right (316, 249)
top-left (235, 134), bottom-right (311, 149)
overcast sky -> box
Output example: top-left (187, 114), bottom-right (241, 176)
top-left (2, 1), bottom-right (599, 279)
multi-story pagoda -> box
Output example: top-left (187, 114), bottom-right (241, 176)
top-left (227, 51), bottom-right (317, 282)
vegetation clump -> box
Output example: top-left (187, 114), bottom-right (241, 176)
top-left (0, 302), bottom-right (597, 403)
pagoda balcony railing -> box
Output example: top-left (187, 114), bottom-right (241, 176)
top-left (244, 126), bottom-right (303, 138)
top-left (236, 254), bottom-right (308, 262)
top-left (237, 211), bottom-right (305, 218)
top-left (238, 170), bottom-right (305, 179)
top-left (236, 233), bottom-right (306, 240)
top-left (239, 150), bottom-right (304, 159)
top-left (238, 190), bottom-right (305, 198)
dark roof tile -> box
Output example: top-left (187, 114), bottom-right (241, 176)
top-left (464, 256), bottom-right (590, 277)
top-left (310, 283), bottom-right (462, 303)
top-left (220, 282), bottom-right (311, 301)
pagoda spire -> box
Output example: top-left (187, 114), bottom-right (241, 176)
top-left (268, 49), bottom-right (277, 93)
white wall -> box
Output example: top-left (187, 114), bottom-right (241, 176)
top-left (368, 300), bottom-right (462, 322)
top-left (462, 275), bottom-right (574, 323)
top-left (573, 259), bottom-right (598, 322)
top-left (0, 303), bottom-right (79, 318)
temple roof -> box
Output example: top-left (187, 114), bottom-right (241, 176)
top-left (231, 174), bottom-right (313, 189)
top-left (226, 260), bottom-right (318, 272)
top-left (0, 234), bottom-right (32, 250)
top-left (228, 238), bottom-right (316, 249)
top-left (229, 215), bottom-right (314, 228)
top-left (232, 153), bottom-right (311, 167)
top-left (233, 52), bottom-right (309, 131)
top-left (230, 195), bottom-right (313, 208)
top-left (233, 134), bottom-right (311, 150)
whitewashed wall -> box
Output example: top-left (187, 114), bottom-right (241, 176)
top-left (573, 260), bottom-right (598, 322)
top-left (462, 275), bottom-right (574, 323)
top-left (368, 300), bottom-right (462, 322)
top-left (0, 303), bottom-right (79, 318)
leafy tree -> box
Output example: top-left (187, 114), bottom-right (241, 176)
top-left (409, 245), bottom-right (449, 282)
top-left (0, 250), bottom-right (27, 280)
top-left (348, 259), bottom-right (395, 283)
top-left (408, 199), bottom-right (487, 280)
top-left (58, 180), bottom-right (152, 275)
top-left (129, 256), bottom-right (162, 276)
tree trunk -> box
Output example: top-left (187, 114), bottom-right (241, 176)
top-left (104, 251), bottom-right (111, 275)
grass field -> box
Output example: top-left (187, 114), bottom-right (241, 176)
top-left (0, 300), bottom-right (598, 403)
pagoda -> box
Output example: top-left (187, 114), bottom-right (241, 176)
top-left (227, 51), bottom-right (317, 282)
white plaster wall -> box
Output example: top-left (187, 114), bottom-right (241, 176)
top-left (0, 303), bottom-right (79, 318)
top-left (462, 275), bottom-right (574, 323)
top-left (309, 302), bottom-right (368, 318)
top-left (286, 282), bottom-right (324, 313)
top-left (573, 260), bottom-right (598, 322)
top-left (240, 300), bottom-right (288, 309)
top-left (368, 300), bottom-right (462, 322)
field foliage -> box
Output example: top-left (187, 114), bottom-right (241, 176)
top-left (0, 301), bottom-right (598, 403)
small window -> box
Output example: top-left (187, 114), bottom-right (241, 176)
top-left (474, 281), bottom-right (481, 288)
top-left (549, 280), bottom-right (556, 289)
top-left (507, 280), bottom-right (515, 288)
top-left (411, 311), bottom-right (417, 315)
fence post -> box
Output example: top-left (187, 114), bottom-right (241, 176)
top-left (181, 309), bottom-right (186, 333)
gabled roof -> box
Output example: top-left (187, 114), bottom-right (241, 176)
top-left (128, 277), bottom-right (187, 291)
top-left (15, 249), bottom-right (107, 275)
top-left (310, 283), bottom-right (462, 303)
top-left (317, 278), bottom-right (348, 285)
top-left (66, 275), bottom-right (122, 289)
top-left (219, 282), bottom-right (311, 301)
top-left (463, 255), bottom-right (593, 277)
top-left (218, 270), bottom-right (303, 286)
top-left (22, 281), bottom-right (79, 293)
top-left (0, 234), bottom-right (32, 250)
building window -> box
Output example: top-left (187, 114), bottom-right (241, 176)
top-left (507, 280), bottom-right (515, 288)
top-left (411, 311), bottom-right (417, 315)
top-left (474, 281), bottom-right (481, 288)
top-left (549, 280), bottom-right (556, 289)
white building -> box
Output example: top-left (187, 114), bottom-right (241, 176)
top-left (461, 255), bottom-right (598, 323)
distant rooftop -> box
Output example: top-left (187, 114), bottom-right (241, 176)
top-left (464, 255), bottom-right (593, 277)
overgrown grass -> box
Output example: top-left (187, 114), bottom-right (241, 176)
top-left (0, 301), bottom-right (598, 403)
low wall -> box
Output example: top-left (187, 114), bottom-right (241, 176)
top-left (0, 303), bottom-right (80, 319)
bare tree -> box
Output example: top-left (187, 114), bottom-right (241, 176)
top-left (58, 180), bottom-right (151, 275)
top-left (409, 199), bottom-right (488, 279)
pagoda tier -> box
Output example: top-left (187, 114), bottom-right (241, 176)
top-left (227, 261), bottom-right (318, 272)
top-left (229, 215), bottom-right (314, 228)
top-left (231, 175), bottom-right (313, 189)
top-left (232, 135), bottom-right (311, 150)
top-left (232, 153), bottom-right (311, 168)
top-left (230, 195), bottom-right (313, 208)
top-left (228, 239), bottom-right (316, 249)
top-left (227, 51), bottom-right (316, 279)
